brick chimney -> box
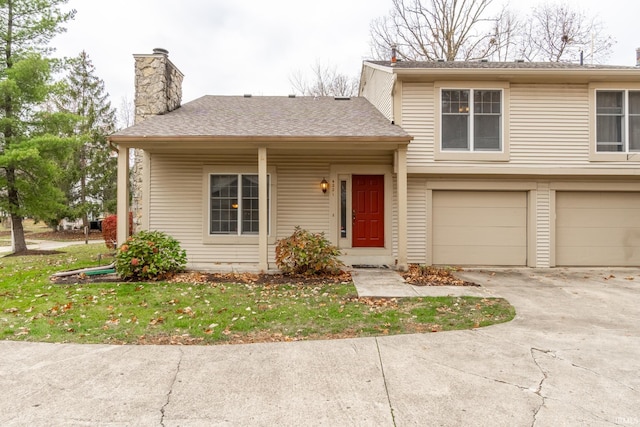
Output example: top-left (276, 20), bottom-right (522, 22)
top-left (133, 48), bottom-right (184, 124)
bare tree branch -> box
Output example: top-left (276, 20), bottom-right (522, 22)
top-left (518, 2), bottom-right (615, 63)
top-left (289, 61), bottom-right (358, 97)
top-left (369, 0), bottom-right (509, 61)
top-left (368, 0), bottom-right (614, 64)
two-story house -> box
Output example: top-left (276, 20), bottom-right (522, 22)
top-left (360, 59), bottom-right (640, 268)
top-left (109, 49), bottom-right (640, 270)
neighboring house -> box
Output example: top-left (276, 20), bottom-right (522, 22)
top-left (360, 59), bottom-right (640, 267)
top-left (110, 49), bottom-right (640, 270)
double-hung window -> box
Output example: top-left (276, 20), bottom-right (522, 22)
top-left (441, 89), bottom-right (502, 152)
top-left (596, 90), bottom-right (640, 152)
top-left (209, 174), bottom-right (269, 235)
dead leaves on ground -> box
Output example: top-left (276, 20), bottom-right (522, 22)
top-left (402, 265), bottom-right (478, 287)
top-left (169, 270), bottom-right (352, 286)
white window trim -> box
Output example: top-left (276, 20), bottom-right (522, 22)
top-left (202, 165), bottom-right (277, 245)
top-left (434, 81), bottom-right (510, 161)
top-left (589, 82), bottom-right (640, 162)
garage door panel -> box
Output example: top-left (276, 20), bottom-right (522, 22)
top-left (435, 191), bottom-right (527, 208)
top-left (433, 246), bottom-right (525, 266)
top-left (557, 227), bottom-right (640, 247)
top-left (434, 226), bottom-right (527, 246)
top-left (556, 246), bottom-right (640, 266)
top-left (557, 208), bottom-right (640, 227)
top-left (433, 191), bottom-right (527, 266)
top-left (556, 192), bottom-right (640, 266)
top-left (434, 207), bottom-right (526, 227)
top-left (557, 192), bottom-right (640, 209)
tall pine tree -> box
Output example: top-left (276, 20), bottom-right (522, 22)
top-left (50, 50), bottom-right (117, 228)
top-left (0, 0), bottom-right (76, 253)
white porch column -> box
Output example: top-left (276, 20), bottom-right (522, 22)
top-left (258, 147), bottom-right (268, 271)
top-left (396, 147), bottom-right (408, 271)
top-left (117, 146), bottom-right (130, 246)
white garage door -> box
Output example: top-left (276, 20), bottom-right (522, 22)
top-left (556, 192), bottom-right (640, 266)
top-left (433, 191), bottom-right (527, 266)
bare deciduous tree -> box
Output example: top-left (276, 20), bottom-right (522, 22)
top-left (117, 95), bottom-right (135, 129)
top-left (289, 61), bottom-right (359, 97)
top-left (518, 2), bottom-right (615, 63)
top-left (368, 0), bottom-right (615, 64)
top-left (369, 0), bottom-right (510, 61)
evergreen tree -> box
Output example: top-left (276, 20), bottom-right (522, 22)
top-left (49, 50), bottom-right (117, 228)
top-left (0, 0), bottom-right (76, 253)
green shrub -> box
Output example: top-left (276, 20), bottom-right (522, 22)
top-left (275, 226), bottom-right (343, 275)
top-left (115, 230), bottom-right (187, 280)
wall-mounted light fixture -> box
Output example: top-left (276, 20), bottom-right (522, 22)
top-left (320, 178), bottom-right (329, 194)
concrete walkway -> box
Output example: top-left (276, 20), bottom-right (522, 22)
top-left (1, 268), bottom-right (639, 426)
top-left (351, 267), bottom-right (495, 298)
top-left (0, 239), bottom-right (103, 255)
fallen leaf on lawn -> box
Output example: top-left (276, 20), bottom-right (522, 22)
top-left (149, 317), bottom-right (164, 325)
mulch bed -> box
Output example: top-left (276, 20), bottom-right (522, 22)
top-left (51, 270), bottom-right (354, 286)
top-left (29, 230), bottom-right (103, 241)
top-left (4, 249), bottom-right (63, 257)
top-left (0, 229), bottom-right (103, 241)
top-left (402, 264), bottom-right (479, 286)
top-left (50, 266), bottom-right (479, 287)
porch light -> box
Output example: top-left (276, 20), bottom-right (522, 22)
top-left (321, 178), bottom-right (329, 193)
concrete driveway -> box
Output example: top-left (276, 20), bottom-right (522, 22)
top-left (0, 268), bottom-right (638, 426)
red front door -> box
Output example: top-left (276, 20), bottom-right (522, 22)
top-left (352, 175), bottom-right (384, 247)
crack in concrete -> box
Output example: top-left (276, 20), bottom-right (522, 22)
top-left (424, 359), bottom-right (532, 392)
top-left (566, 360), bottom-right (639, 395)
top-left (530, 348), bottom-right (553, 427)
top-left (375, 338), bottom-right (396, 427)
top-left (160, 348), bottom-right (183, 427)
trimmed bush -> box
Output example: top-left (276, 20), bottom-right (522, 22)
top-left (275, 226), bottom-right (343, 275)
top-left (101, 213), bottom-right (133, 249)
top-left (115, 230), bottom-right (187, 280)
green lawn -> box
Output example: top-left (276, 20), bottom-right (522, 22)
top-left (0, 244), bottom-right (515, 345)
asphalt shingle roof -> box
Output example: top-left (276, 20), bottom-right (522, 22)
top-left (366, 60), bottom-right (640, 70)
top-left (113, 95), bottom-right (409, 139)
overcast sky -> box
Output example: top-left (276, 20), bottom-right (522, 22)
top-left (53, 0), bottom-right (639, 113)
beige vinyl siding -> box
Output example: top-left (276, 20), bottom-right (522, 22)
top-left (399, 82), bottom-right (640, 171)
top-left (392, 175), bottom-right (399, 258)
top-left (535, 184), bottom-right (551, 267)
top-left (510, 84), bottom-right (589, 165)
top-left (432, 191), bottom-right (527, 266)
top-left (407, 177), bottom-right (427, 263)
top-left (401, 82), bottom-right (435, 168)
top-left (360, 67), bottom-right (395, 121)
top-left (556, 192), bottom-right (640, 266)
top-left (276, 162), bottom-right (331, 238)
top-left (149, 154), bottom-right (260, 264)
top-left (148, 152), bottom-right (395, 268)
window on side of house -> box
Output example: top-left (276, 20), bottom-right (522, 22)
top-left (209, 174), bottom-right (269, 235)
top-left (596, 90), bottom-right (640, 152)
top-left (441, 89), bottom-right (502, 152)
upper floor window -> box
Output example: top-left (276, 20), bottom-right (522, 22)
top-left (441, 89), bottom-right (502, 152)
top-left (596, 90), bottom-right (640, 152)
